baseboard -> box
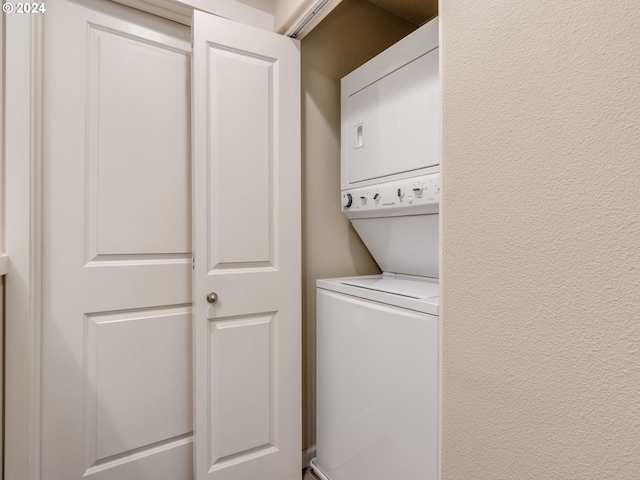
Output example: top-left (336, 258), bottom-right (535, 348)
top-left (301, 445), bottom-right (317, 469)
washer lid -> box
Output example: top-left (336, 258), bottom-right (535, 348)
top-left (317, 274), bottom-right (439, 315)
top-left (341, 275), bottom-right (439, 300)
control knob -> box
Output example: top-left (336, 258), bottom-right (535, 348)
top-left (342, 193), bottom-right (353, 208)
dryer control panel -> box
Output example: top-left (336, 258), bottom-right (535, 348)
top-left (342, 172), bottom-right (439, 219)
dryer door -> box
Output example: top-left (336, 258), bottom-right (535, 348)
top-left (344, 47), bottom-right (439, 185)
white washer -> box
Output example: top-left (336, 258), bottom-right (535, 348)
top-left (312, 274), bottom-right (439, 480)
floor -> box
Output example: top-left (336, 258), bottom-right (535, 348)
top-left (303, 467), bottom-right (320, 480)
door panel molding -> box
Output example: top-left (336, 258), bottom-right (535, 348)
top-left (208, 313), bottom-right (276, 468)
top-left (85, 23), bottom-right (192, 261)
top-left (83, 305), bottom-right (193, 468)
top-left (205, 44), bottom-right (277, 271)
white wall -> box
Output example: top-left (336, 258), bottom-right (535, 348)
top-left (441, 0), bottom-right (640, 478)
top-left (274, 0), bottom-right (310, 32)
top-left (238, 0), bottom-right (274, 14)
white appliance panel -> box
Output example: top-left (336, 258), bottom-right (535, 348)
top-left (345, 48), bottom-right (439, 185)
top-left (342, 172), bottom-right (440, 219)
top-left (351, 214), bottom-right (438, 278)
top-left (315, 287), bottom-right (439, 480)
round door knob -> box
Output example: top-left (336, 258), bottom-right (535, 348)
top-left (206, 292), bottom-right (218, 304)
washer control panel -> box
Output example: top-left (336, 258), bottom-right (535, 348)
top-left (342, 173), bottom-right (440, 218)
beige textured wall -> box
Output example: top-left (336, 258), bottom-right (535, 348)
top-left (441, 1), bottom-right (640, 479)
top-left (300, 0), bottom-right (416, 450)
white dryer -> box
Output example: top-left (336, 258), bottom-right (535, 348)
top-left (312, 16), bottom-right (440, 480)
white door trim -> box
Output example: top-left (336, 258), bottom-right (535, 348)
top-left (5, 13), bottom-right (44, 480)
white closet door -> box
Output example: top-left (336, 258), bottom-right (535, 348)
top-left (41, 1), bottom-right (193, 478)
top-left (192, 10), bottom-right (301, 480)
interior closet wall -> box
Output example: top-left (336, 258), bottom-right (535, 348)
top-left (300, 0), bottom-right (416, 451)
top-left (441, 0), bottom-right (640, 478)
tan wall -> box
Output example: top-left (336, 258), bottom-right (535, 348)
top-left (441, 1), bottom-right (640, 478)
top-left (300, 0), bottom-right (416, 450)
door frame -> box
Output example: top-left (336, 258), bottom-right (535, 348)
top-left (3, 2), bottom-right (273, 479)
top-left (5, 13), bottom-right (44, 479)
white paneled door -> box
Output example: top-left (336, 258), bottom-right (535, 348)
top-left (192, 11), bottom-right (301, 480)
top-left (37, 1), bottom-right (300, 480)
top-left (42, 1), bottom-right (192, 479)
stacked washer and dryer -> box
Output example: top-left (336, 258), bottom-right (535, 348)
top-left (310, 18), bottom-right (440, 480)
